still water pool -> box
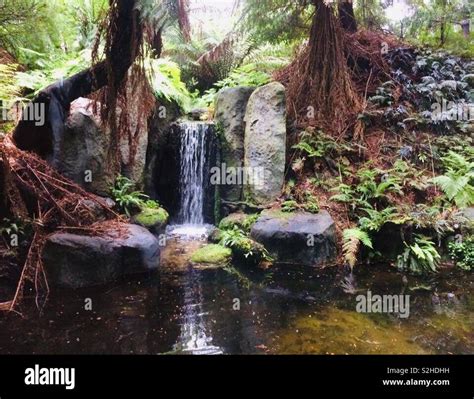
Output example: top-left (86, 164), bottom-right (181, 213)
top-left (0, 236), bottom-right (472, 355)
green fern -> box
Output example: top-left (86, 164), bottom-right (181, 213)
top-left (0, 63), bottom-right (20, 101)
top-left (147, 58), bottom-right (192, 111)
top-left (431, 151), bottom-right (474, 208)
top-left (110, 175), bottom-right (149, 217)
top-left (342, 228), bottom-right (373, 269)
top-left (397, 235), bottom-right (441, 275)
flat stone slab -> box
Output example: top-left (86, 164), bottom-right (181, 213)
top-left (250, 210), bottom-right (337, 267)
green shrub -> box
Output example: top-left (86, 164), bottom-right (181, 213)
top-left (147, 58), bottom-right (192, 112)
top-left (281, 200), bottom-right (298, 213)
top-left (448, 235), bottom-right (474, 271)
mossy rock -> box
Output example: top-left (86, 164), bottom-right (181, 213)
top-left (191, 244), bottom-right (232, 265)
top-left (133, 207), bottom-right (169, 233)
top-left (230, 236), bottom-right (272, 267)
top-left (208, 228), bottom-right (224, 243)
top-left (218, 212), bottom-right (259, 232)
top-left (259, 209), bottom-right (296, 221)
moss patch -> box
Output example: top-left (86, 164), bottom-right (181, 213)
top-left (219, 213), bottom-right (260, 232)
top-left (191, 244), bottom-right (232, 264)
top-left (260, 209), bottom-right (296, 220)
top-left (134, 207), bottom-right (169, 228)
top-left (273, 307), bottom-right (427, 355)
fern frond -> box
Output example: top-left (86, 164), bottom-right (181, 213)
top-left (342, 228), bottom-right (373, 269)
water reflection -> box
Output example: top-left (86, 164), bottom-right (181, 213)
top-left (0, 236), bottom-right (472, 355)
top-left (173, 270), bottom-right (222, 354)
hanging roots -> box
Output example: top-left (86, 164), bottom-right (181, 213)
top-left (275, 1), bottom-right (363, 137)
top-left (0, 137), bottom-right (122, 313)
top-left (275, 3), bottom-right (407, 139)
top-left (91, 0), bottom-right (155, 174)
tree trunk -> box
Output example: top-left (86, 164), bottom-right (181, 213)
top-left (178, 0), bottom-right (191, 43)
top-left (338, 0), bottom-right (357, 33)
top-left (285, 0), bottom-right (362, 133)
top-left (440, 22), bottom-right (446, 46)
top-left (13, 0), bottom-right (141, 162)
top-left (461, 19), bottom-right (470, 39)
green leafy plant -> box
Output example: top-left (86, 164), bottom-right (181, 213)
top-left (197, 64), bottom-right (271, 109)
top-left (147, 58), bottom-right (192, 111)
top-left (0, 63), bottom-right (21, 133)
top-left (303, 194), bottom-right (320, 213)
top-left (409, 204), bottom-right (466, 237)
top-left (215, 64), bottom-right (270, 89)
top-left (219, 226), bottom-right (272, 262)
top-left (358, 206), bottom-right (409, 232)
top-left (0, 63), bottom-right (20, 100)
top-left (356, 167), bottom-right (403, 201)
top-left (431, 151), bottom-right (474, 208)
top-left (292, 130), bottom-right (352, 168)
top-left (369, 81), bottom-right (395, 106)
top-left (397, 235), bottom-right (441, 275)
top-left (342, 228), bottom-right (373, 269)
top-left (448, 235), bottom-right (474, 271)
top-left (110, 176), bottom-right (149, 217)
top-left (331, 164), bottom-right (403, 209)
top-left (241, 214), bottom-right (260, 232)
top-left (281, 200), bottom-right (298, 213)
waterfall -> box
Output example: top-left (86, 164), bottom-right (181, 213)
top-left (178, 122), bottom-right (208, 225)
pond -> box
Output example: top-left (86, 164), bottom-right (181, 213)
top-left (0, 233), bottom-right (472, 355)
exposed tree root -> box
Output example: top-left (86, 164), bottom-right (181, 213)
top-left (0, 137), bottom-right (121, 313)
top-left (274, 1), bottom-right (406, 139)
top-left (275, 0), bottom-right (363, 137)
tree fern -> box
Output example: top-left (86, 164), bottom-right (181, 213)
top-left (342, 228), bottom-right (373, 269)
top-left (147, 58), bottom-right (192, 111)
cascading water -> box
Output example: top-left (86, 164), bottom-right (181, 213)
top-left (167, 121), bottom-right (214, 238)
top-left (166, 121), bottom-right (221, 354)
top-left (178, 122), bottom-right (207, 225)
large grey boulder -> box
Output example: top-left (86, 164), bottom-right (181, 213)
top-left (215, 87), bottom-right (255, 202)
top-left (58, 98), bottom-right (114, 196)
top-left (43, 223), bottom-right (160, 289)
top-left (244, 82), bottom-right (286, 205)
top-left (57, 92), bottom-right (152, 196)
top-left (250, 210), bottom-right (337, 267)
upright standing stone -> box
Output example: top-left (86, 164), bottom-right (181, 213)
top-left (244, 82), bottom-right (286, 205)
top-left (215, 87), bottom-right (255, 203)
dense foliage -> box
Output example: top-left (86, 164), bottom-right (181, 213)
top-left (0, 0), bottom-right (473, 278)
